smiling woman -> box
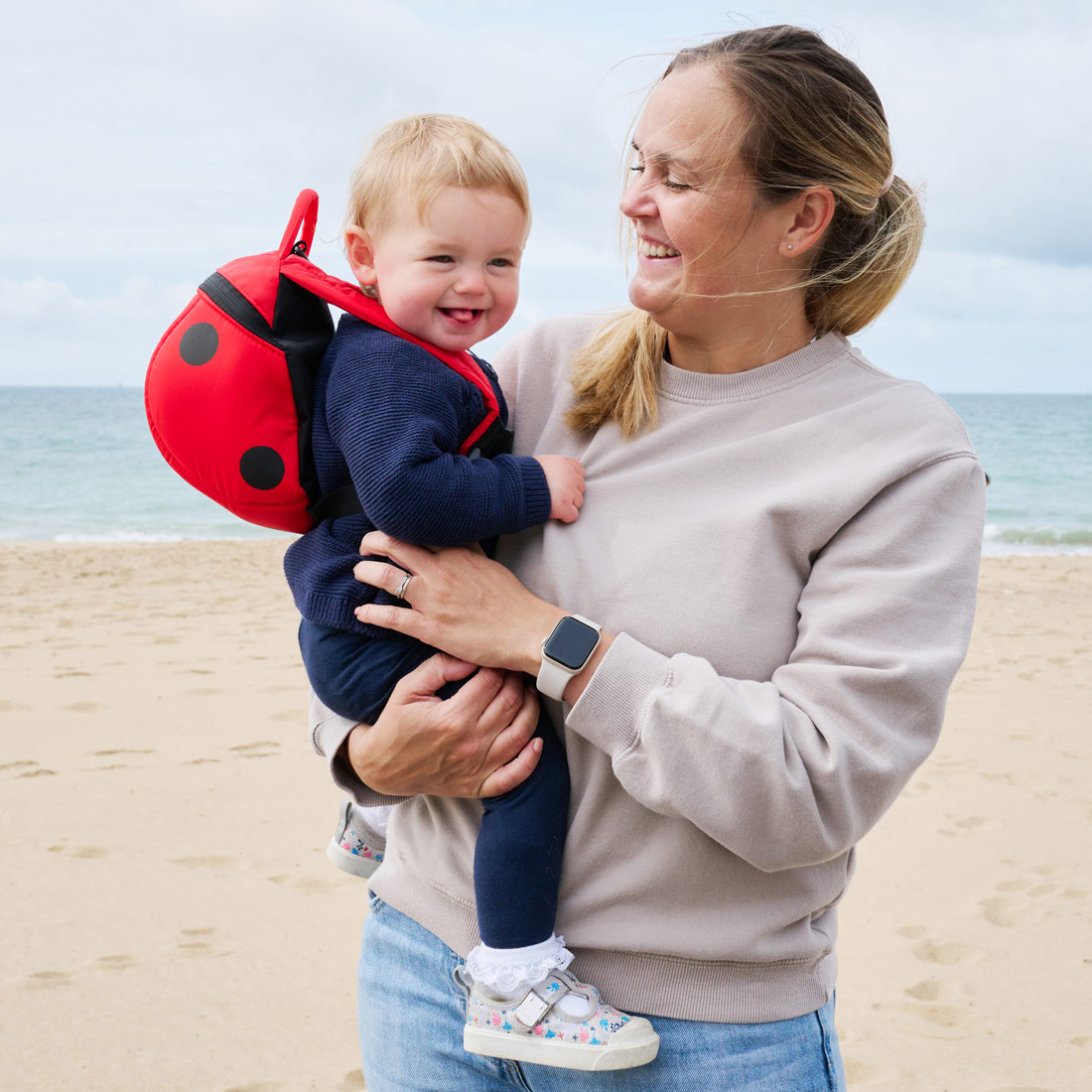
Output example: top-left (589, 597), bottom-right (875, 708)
top-left (315, 25), bottom-right (984, 1092)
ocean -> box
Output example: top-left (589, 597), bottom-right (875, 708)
top-left (1, 387), bottom-right (1089, 554)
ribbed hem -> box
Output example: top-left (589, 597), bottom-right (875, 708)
top-left (370, 855), bottom-right (836, 1023)
top-left (300, 593), bottom-right (398, 639)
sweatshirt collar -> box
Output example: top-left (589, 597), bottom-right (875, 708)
top-left (658, 331), bottom-right (848, 404)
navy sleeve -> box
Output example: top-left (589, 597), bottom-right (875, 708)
top-left (325, 334), bottom-right (551, 547)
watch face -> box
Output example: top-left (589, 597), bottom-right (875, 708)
top-left (546, 617), bottom-right (600, 670)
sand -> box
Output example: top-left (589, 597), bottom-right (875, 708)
top-left (1, 542), bottom-right (1089, 1091)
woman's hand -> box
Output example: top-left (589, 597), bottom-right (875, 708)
top-left (352, 531), bottom-right (565, 673)
top-left (345, 652), bottom-right (542, 797)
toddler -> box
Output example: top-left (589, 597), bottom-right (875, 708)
top-left (283, 115), bottom-right (658, 1071)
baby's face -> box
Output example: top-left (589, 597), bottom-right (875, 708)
top-left (365, 186), bottom-right (526, 352)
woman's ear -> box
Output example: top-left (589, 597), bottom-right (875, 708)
top-left (345, 225), bottom-right (379, 290)
top-left (780, 186), bottom-right (836, 258)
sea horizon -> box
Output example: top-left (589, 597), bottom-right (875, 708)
top-left (2, 386), bottom-right (1090, 554)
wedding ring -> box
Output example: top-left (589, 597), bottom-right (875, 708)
top-left (394, 571), bottom-right (413, 600)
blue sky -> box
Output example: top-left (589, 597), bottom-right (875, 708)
top-left (4, 0), bottom-right (1089, 392)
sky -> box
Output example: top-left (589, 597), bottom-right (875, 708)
top-left (4, 0), bottom-right (1090, 393)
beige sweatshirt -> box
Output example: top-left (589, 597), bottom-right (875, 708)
top-left (313, 315), bottom-right (985, 1023)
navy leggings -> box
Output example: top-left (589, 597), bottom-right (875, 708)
top-left (299, 620), bottom-right (570, 949)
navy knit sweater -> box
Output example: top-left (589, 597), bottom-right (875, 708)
top-left (283, 316), bottom-right (552, 636)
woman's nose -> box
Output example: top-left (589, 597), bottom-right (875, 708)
top-left (620, 174), bottom-right (654, 219)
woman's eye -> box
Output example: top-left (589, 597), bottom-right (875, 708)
top-left (664, 179), bottom-right (691, 192)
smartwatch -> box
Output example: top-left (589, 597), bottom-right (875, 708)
top-left (536, 615), bottom-right (602, 701)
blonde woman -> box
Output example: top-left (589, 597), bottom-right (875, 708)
top-left (317, 25), bottom-right (985, 1090)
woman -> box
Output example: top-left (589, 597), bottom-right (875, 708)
top-left (313, 25), bottom-right (985, 1090)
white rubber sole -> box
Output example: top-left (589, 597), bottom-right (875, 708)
top-left (326, 837), bottom-right (381, 880)
top-left (464, 1018), bottom-right (660, 1071)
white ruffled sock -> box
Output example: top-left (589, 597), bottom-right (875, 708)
top-left (467, 935), bottom-right (589, 1018)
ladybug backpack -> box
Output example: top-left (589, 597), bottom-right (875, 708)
top-left (145, 189), bottom-right (509, 533)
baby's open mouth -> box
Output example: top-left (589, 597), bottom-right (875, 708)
top-left (440, 308), bottom-right (482, 324)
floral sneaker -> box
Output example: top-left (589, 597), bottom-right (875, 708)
top-left (456, 966), bottom-right (659, 1072)
top-left (326, 800), bottom-right (385, 880)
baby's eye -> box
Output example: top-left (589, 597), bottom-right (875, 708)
top-left (427, 255), bottom-right (455, 264)
top-left (488, 257), bottom-right (514, 268)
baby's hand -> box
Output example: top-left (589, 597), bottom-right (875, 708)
top-left (535, 455), bottom-right (586, 524)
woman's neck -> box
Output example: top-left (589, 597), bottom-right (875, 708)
top-left (665, 299), bottom-right (817, 376)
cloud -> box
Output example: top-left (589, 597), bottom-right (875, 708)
top-left (3, 0), bottom-right (1090, 391)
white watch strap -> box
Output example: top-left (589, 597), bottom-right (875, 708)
top-left (536, 615), bottom-right (601, 702)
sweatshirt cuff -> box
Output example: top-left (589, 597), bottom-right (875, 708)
top-left (565, 633), bottom-right (672, 757)
top-left (309, 690), bottom-right (411, 807)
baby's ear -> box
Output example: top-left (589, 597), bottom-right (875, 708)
top-left (345, 226), bottom-right (378, 291)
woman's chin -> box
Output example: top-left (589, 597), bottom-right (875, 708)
top-left (627, 275), bottom-right (677, 317)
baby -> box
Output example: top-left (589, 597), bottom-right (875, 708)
top-left (283, 115), bottom-right (658, 1070)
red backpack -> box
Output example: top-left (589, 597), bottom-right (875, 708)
top-left (145, 189), bottom-right (507, 533)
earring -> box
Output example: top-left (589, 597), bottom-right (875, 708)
top-left (786, 243), bottom-right (794, 252)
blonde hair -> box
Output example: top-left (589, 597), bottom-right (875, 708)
top-left (346, 114), bottom-right (530, 237)
top-left (568, 25), bottom-right (924, 437)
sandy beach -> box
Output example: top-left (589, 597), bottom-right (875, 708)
top-left (1, 542), bottom-right (1089, 1091)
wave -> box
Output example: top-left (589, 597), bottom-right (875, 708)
top-left (983, 523), bottom-right (1092, 554)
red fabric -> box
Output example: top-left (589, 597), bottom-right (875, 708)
top-left (145, 189), bottom-right (503, 533)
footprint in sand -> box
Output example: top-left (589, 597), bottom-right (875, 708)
top-left (48, 843), bottom-right (107, 859)
top-left (900, 976), bottom-right (981, 1037)
top-left (340, 1069), bottom-right (366, 1091)
top-left (177, 927), bottom-right (231, 959)
top-left (62, 701), bottom-right (101, 713)
top-left (4, 759), bottom-right (59, 779)
top-left (23, 970), bottom-right (73, 989)
top-left (909, 937), bottom-right (983, 966)
top-left (231, 740), bottom-right (281, 759)
top-left (171, 855), bottom-right (235, 869)
top-left (979, 873), bottom-right (1088, 928)
top-left (96, 954), bottom-right (136, 972)
top-left (268, 874), bottom-right (339, 894)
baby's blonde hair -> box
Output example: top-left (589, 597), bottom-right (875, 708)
top-left (347, 114), bottom-right (530, 236)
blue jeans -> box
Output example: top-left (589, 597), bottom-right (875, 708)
top-left (358, 894), bottom-right (847, 1092)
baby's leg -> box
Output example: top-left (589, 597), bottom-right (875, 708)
top-left (463, 713), bottom-right (659, 1069)
top-left (473, 710), bottom-right (569, 952)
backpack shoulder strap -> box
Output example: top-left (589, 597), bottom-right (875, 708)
top-left (280, 254), bottom-right (502, 456)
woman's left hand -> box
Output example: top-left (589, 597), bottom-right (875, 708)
top-left (353, 531), bottom-right (564, 674)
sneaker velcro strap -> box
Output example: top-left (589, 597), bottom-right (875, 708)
top-left (512, 973), bottom-right (574, 1028)
top-left (512, 992), bottom-right (550, 1027)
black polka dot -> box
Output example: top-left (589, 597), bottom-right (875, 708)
top-left (239, 447), bottom-right (285, 491)
top-left (179, 322), bottom-right (219, 365)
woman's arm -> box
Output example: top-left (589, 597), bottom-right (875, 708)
top-left (353, 453), bottom-right (985, 871)
top-left (312, 652), bottom-right (544, 802)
